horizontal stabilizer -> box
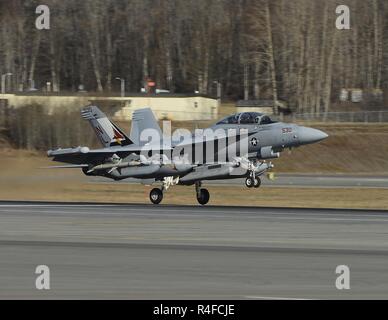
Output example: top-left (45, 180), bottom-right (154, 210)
top-left (41, 164), bottom-right (89, 169)
top-left (47, 147), bottom-right (90, 157)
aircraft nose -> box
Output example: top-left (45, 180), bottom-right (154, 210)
top-left (298, 127), bottom-right (328, 145)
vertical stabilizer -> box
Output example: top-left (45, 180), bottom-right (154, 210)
top-left (130, 108), bottom-right (162, 146)
top-left (81, 106), bottom-right (133, 148)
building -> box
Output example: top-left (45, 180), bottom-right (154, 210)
top-left (0, 93), bottom-right (219, 121)
top-left (236, 99), bottom-right (287, 115)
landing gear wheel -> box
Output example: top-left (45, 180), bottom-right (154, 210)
top-left (197, 189), bottom-right (210, 205)
top-left (150, 188), bottom-right (163, 205)
top-left (245, 177), bottom-right (254, 188)
top-left (253, 177), bottom-right (261, 188)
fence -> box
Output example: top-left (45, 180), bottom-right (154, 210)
top-left (284, 111), bottom-right (388, 123)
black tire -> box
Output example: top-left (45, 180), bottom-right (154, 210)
top-left (245, 177), bottom-right (254, 188)
top-left (150, 188), bottom-right (163, 205)
top-left (254, 177), bottom-right (262, 188)
top-left (197, 188), bottom-right (210, 205)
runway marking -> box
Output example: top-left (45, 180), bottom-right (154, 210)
top-left (0, 205), bottom-right (388, 222)
top-left (1, 210), bottom-right (388, 223)
top-left (0, 203), bottom-right (386, 215)
top-left (0, 205), bottom-right (385, 216)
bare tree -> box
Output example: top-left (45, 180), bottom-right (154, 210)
top-left (0, 0), bottom-right (386, 112)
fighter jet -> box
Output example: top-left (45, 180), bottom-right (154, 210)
top-left (47, 106), bottom-right (328, 205)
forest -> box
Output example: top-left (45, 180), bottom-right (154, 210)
top-left (0, 0), bottom-right (387, 114)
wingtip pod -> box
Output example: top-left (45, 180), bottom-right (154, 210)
top-left (47, 146), bottom-right (90, 157)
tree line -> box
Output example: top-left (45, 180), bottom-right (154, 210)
top-left (0, 104), bottom-right (97, 150)
top-left (0, 0), bottom-right (387, 114)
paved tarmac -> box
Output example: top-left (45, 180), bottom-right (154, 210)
top-left (0, 202), bottom-right (387, 299)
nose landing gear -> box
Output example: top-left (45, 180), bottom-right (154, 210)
top-left (245, 177), bottom-right (261, 189)
top-left (253, 177), bottom-right (261, 188)
top-left (245, 177), bottom-right (254, 188)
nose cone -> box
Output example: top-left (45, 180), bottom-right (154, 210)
top-left (298, 127), bottom-right (328, 145)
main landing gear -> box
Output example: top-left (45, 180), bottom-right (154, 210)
top-left (245, 176), bottom-right (261, 189)
top-left (195, 182), bottom-right (210, 205)
top-left (149, 176), bottom-right (180, 205)
top-left (149, 188), bottom-right (163, 204)
top-left (148, 178), bottom-right (210, 205)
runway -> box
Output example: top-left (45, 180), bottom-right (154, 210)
top-left (0, 202), bottom-right (388, 299)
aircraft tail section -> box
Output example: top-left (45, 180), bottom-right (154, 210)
top-left (130, 108), bottom-right (162, 146)
top-left (81, 106), bottom-right (133, 148)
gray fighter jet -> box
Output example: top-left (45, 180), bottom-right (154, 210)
top-left (47, 106), bottom-right (328, 205)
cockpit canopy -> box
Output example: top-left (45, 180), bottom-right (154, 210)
top-left (216, 112), bottom-right (276, 125)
